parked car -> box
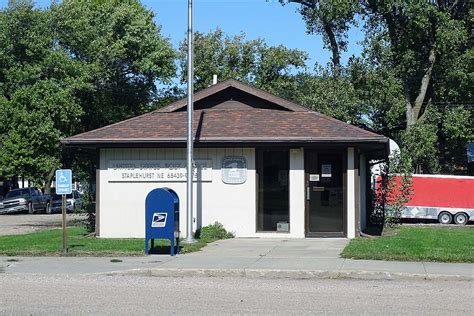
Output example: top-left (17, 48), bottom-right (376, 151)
top-left (0, 187), bottom-right (51, 214)
top-left (51, 190), bottom-right (83, 214)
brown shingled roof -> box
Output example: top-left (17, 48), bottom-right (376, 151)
top-left (63, 79), bottom-right (387, 146)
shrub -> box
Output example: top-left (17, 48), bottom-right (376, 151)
top-left (370, 150), bottom-right (413, 229)
top-left (194, 222), bottom-right (234, 241)
top-left (80, 182), bottom-right (96, 234)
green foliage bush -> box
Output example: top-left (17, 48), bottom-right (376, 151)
top-left (194, 222), bottom-right (234, 242)
top-left (369, 150), bottom-right (413, 229)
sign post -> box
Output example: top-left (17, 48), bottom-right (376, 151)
top-left (55, 169), bottom-right (72, 254)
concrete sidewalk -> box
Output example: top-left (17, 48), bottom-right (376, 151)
top-left (1, 238), bottom-right (472, 281)
top-left (122, 238), bottom-right (474, 281)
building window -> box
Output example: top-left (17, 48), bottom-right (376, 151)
top-left (257, 149), bottom-right (290, 232)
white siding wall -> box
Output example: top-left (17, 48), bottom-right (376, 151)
top-left (289, 148), bottom-right (305, 237)
top-left (347, 147), bottom-right (356, 239)
top-left (98, 147), bottom-right (306, 238)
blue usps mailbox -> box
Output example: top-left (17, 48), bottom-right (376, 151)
top-left (145, 188), bottom-right (180, 256)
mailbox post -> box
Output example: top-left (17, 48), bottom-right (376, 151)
top-left (145, 188), bottom-right (180, 256)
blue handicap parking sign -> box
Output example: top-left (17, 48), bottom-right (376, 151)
top-left (55, 169), bottom-right (72, 195)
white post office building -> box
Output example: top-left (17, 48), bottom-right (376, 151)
top-left (64, 79), bottom-right (388, 239)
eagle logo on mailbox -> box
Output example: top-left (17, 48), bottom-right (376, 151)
top-left (151, 212), bottom-right (167, 228)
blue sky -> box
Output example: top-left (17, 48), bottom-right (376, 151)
top-left (1, 0), bottom-right (364, 69)
top-left (142, 0), bottom-right (364, 68)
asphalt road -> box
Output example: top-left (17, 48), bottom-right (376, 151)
top-left (0, 275), bottom-right (472, 315)
top-left (0, 213), bottom-right (86, 236)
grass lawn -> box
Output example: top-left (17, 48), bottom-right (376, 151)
top-left (341, 226), bottom-right (474, 263)
top-left (0, 227), bottom-right (208, 256)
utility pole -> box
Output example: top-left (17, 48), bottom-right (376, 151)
top-left (185, 0), bottom-right (196, 244)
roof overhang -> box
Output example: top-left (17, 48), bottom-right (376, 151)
top-left (63, 136), bottom-right (389, 149)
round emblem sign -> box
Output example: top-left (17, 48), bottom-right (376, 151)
top-left (222, 156), bottom-right (247, 184)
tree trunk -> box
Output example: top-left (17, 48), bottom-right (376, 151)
top-left (404, 45), bottom-right (436, 128)
top-left (287, 1), bottom-right (342, 76)
top-left (403, 82), bottom-right (416, 127)
top-left (43, 168), bottom-right (56, 194)
top-left (322, 21), bottom-right (341, 77)
top-left (10, 176), bottom-right (19, 190)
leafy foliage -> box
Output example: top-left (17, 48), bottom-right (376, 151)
top-left (184, 29), bottom-right (367, 124)
top-left (385, 152), bottom-right (413, 227)
top-left (291, 68), bottom-right (364, 124)
top-left (361, 0), bottom-right (471, 173)
top-left (279, 0), bottom-right (359, 74)
top-left (52, 0), bottom-right (176, 131)
top-left (348, 57), bottom-right (406, 137)
top-left (370, 151), bottom-right (413, 228)
top-left (194, 222), bottom-right (234, 242)
top-left (400, 123), bottom-right (440, 174)
top-left (0, 1), bottom-right (86, 188)
top-left (440, 106), bottom-right (474, 171)
top-left (179, 28), bottom-right (308, 96)
top-left (0, 0), bottom-right (176, 191)
top-left (284, 0), bottom-right (472, 174)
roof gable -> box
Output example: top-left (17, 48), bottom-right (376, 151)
top-left (158, 79), bottom-right (308, 113)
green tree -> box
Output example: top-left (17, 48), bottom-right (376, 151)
top-left (348, 56), bottom-right (406, 138)
top-left (0, 0), bottom-right (176, 191)
top-left (279, 0), bottom-right (359, 76)
top-left (364, 0), bottom-right (471, 129)
top-left (291, 68), bottom-right (365, 124)
top-left (282, 0), bottom-right (472, 173)
top-left (362, 0), bottom-right (472, 173)
top-left (52, 0), bottom-right (176, 200)
top-left (0, 0), bottom-right (86, 189)
top-left (53, 0), bottom-right (176, 131)
top-left (179, 28), bottom-right (308, 96)
top-left (180, 28), bottom-right (365, 124)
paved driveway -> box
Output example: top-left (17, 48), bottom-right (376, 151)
top-left (0, 214), bottom-right (86, 236)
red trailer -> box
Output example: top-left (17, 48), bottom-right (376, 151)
top-left (381, 175), bottom-right (474, 225)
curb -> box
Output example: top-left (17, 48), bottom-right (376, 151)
top-left (105, 268), bottom-right (473, 282)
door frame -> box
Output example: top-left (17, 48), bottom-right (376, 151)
top-left (304, 148), bottom-right (347, 237)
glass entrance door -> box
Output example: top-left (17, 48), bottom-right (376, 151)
top-left (306, 151), bottom-right (345, 237)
